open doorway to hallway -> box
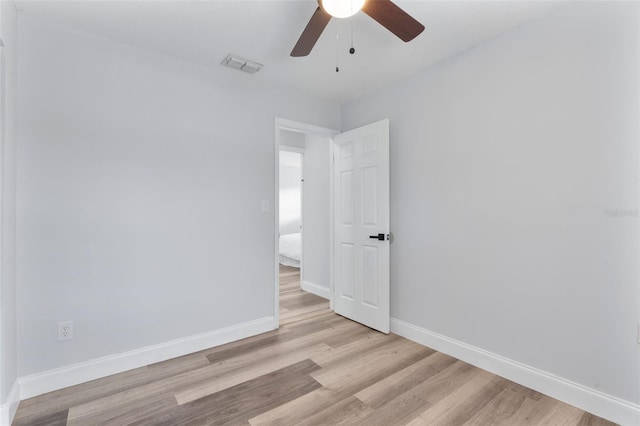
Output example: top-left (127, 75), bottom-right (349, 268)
top-left (274, 119), bottom-right (338, 327)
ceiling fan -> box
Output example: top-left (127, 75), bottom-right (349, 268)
top-left (291, 0), bottom-right (425, 57)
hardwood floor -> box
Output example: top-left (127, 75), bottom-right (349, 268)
top-left (13, 265), bottom-right (615, 425)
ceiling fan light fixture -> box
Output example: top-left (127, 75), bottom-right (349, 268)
top-left (321, 0), bottom-right (366, 19)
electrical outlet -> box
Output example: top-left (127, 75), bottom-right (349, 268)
top-left (58, 320), bottom-right (73, 341)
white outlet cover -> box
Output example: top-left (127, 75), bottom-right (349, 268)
top-left (58, 320), bottom-right (74, 341)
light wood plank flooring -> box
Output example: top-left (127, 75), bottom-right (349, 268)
top-left (13, 265), bottom-right (615, 425)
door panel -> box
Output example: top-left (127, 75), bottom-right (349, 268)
top-left (333, 119), bottom-right (389, 333)
top-left (362, 246), bottom-right (379, 307)
top-left (339, 243), bottom-right (355, 299)
top-left (340, 171), bottom-right (354, 225)
top-left (362, 166), bottom-right (378, 225)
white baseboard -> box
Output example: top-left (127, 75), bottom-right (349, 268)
top-left (19, 316), bottom-right (276, 400)
top-left (390, 318), bottom-right (640, 426)
top-left (0, 380), bottom-right (20, 426)
top-left (301, 280), bottom-right (330, 300)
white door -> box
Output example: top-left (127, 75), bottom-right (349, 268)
top-left (333, 119), bottom-right (390, 333)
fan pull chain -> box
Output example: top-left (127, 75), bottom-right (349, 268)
top-left (335, 33), bottom-right (340, 72)
top-left (350, 19), bottom-right (355, 55)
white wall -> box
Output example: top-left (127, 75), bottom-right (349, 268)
top-left (0, 0), bottom-right (19, 408)
top-left (301, 134), bottom-right (331, 296)
top-left (16, 15), bottom-right (339, 377)
top-left (342, 0), bottom-right (639, 409)
top-left (279, 129), bottom-right (305, 150)
top-left (279, 151), bottom-right (302, 236)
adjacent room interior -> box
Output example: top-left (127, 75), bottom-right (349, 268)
top-left (0, 0), bottom-right (638, 424)
top-left (278, 147), bottom-right (303, 270)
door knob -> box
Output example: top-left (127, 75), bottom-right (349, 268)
top-left (369, 233), bottom-right (385, 241)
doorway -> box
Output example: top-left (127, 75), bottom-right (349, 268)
top-left (274, 118), bottom-right (391, 333)
top-left (274, 118), bottom-right (338, 327)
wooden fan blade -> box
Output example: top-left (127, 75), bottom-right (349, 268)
top-left (291, 7), bottom-right (332, 57)
top-left (362, 0), bottom-right (425, 42)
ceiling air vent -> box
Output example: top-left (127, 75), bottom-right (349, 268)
top-left (221, 54), bottom-right (263, 74)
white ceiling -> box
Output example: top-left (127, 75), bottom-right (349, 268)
top-left (15, 0), bottom-right (564, 104)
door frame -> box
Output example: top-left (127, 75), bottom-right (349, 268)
top-left (274, 118), bottom-right (339, 328)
